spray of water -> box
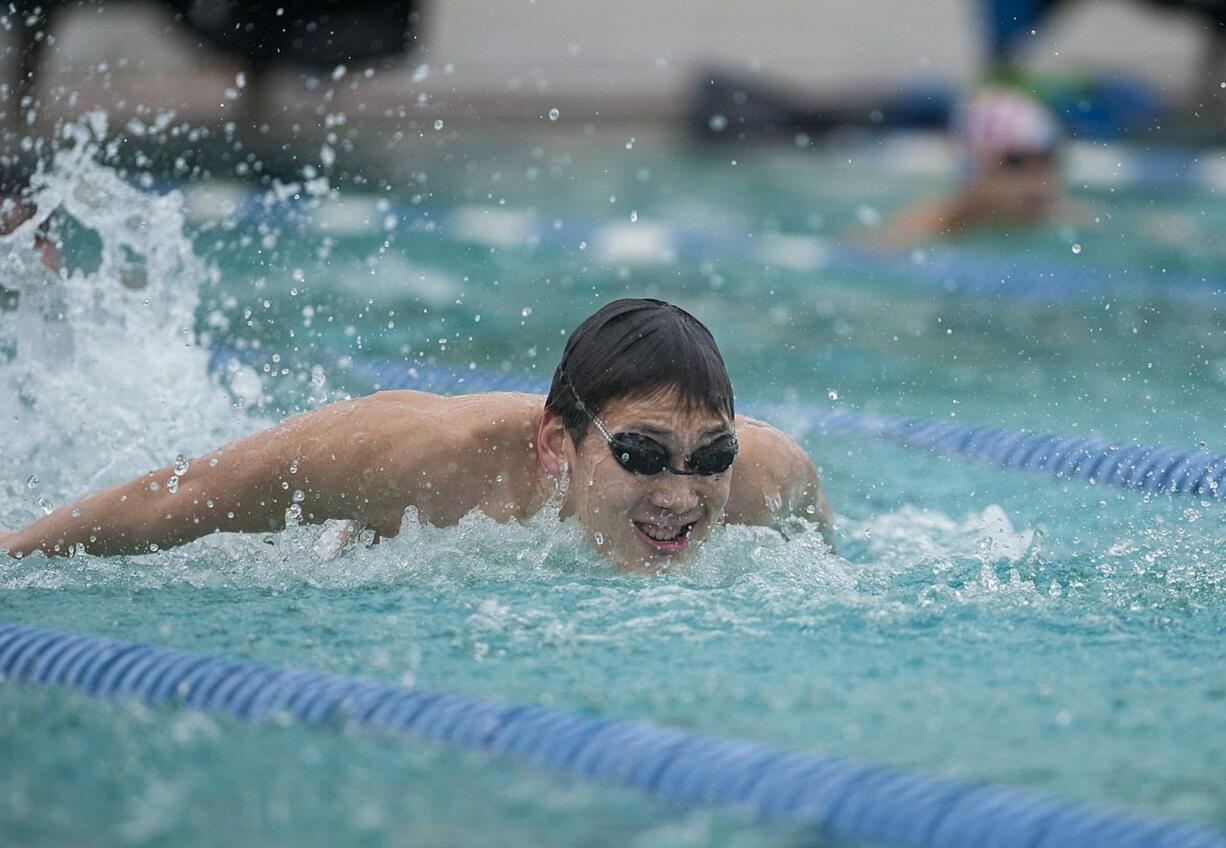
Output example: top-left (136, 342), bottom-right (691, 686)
top-left (0, 114), bottom-right (262, 531)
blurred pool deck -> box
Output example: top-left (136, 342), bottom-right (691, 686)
top-left (4, 0), bottom-right (1222, 134)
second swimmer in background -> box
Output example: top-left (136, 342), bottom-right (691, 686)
top-left (878, 87), bottom-right (1065, 246)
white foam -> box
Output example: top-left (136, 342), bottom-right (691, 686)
top-left (757, 234), bottom-right (829, 271)
top-left (844, 504), bottom-right (1036, 569)
top-left (1065, 143), bottom-right (1136, 188)
top-left (878, 133), bottom-right (956, 176)
top-left (314, 195), bottom-right (381, 235)
top-left (329, 252), bottom-right (458, 305)
top-left (447, 206), bottom-right (536, 248)
top-left (591, 220), bottom-right (676, 264)
top-left (183, 182), bottom-right (248, 224)
top-left (1197, 151), bottom-right (1226, 193)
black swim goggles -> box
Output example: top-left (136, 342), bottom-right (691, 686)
top-left (1000, 149), bottom-right (1056, 170)
top-left (570, 385), bottom-right (738, 477)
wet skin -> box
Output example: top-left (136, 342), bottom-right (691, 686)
top-left (541, 389), bottom-right (737, 573)
top-left (1, 388), bottom-right (833, 571)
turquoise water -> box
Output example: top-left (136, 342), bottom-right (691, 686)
top-left (2, 124), bottom-right (1225, 846)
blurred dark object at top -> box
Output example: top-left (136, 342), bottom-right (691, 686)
top-left (0, 0), bottom-right (422, 194)
top-left (695, 0), bottom-right (1224, 145)
top-left (164, 0), bottom-right (419, 68)
top-left (692, 71), bottom-right (1167, 143)
top-left (985, 0), bottom-right (1226, 62)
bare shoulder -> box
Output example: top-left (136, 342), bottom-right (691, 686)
top-left (724, 416), bottom-right (834, 544)
top-left (732, 416), bottom-right (808, 471)
top-left (260, 390), bottom-right (544, 531)
top-left (724, 416), bottom-right (812, 521)
top-left (872, 199), bottom-right (951, 249)
top-left (302, 390), bottom-right (542, 440)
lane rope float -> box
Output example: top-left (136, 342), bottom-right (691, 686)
top-left (2, 623), bottom-right (1222, 848)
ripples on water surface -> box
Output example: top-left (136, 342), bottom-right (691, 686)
top-left (1, 121), bottom-right (1224, 845)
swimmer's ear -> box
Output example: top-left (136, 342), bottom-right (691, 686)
top-left (536, 410), bottom-right (569, 477)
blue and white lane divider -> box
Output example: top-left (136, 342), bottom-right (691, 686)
top-left (2, 623), bottom-right (1222, 848)
top-left (234, 350), bottom-right (1226, 501)
top-left (799, 408), bottom-right (1226, 499)
top-left (182, 184), bottom-right (1224, 301)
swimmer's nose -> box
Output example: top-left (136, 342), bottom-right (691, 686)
top-left (647, 473), bottom-right (701, 514)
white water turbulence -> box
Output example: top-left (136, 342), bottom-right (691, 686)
top-left (0, 116), bottom-right (259, 544)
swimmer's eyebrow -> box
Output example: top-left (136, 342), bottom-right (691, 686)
top-left (622, 422), bottom-right (733, 440)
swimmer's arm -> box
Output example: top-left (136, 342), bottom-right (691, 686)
top-left (0, 397), bottom-right (413, 558)
top-left (861, 199), bottom-right (950, 249)
top-left (0, 433), bottom-right (305, 558)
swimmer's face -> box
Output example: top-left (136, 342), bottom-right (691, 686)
top-left (562, 387), bottom-right (735, 573)
top-left (972, 151), bottom-right (1061, 223)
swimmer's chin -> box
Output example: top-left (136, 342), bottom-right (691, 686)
top-left (607, 531), bottom-right (705, 575)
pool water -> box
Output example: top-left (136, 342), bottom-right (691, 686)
top-left (1, 120), bottom-right (1224, 846)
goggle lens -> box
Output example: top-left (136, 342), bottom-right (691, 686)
top-left (608, 432), bottom-right (738, 477)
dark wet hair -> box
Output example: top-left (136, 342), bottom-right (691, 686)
top-left (545, 298), bottom-right (734, 442)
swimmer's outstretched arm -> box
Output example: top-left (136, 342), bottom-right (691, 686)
top-left (0, 396), bottom-right (418, 558)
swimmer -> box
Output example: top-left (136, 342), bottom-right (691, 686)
top-left (0, 298), bottom-right (833, 572)
top-left (877, 87), bottom-right (1064, 246)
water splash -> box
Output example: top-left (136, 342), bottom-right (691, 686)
top-left (0, 114), bottom-right (263, 530)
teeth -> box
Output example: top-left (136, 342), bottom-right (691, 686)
top-left (639, 523), bottom-right (688, 542)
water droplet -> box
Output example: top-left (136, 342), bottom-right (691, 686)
top-left (521, 307), bottom-right (532, 318)
top-left (548, 108), bottom-right (560, 121)
top-left (708, 114), bottom-right (728, 132)
top-left (287, 503), bottom-right (303, 522)
top-left (71, 508), bottom-right (81, 518)
top-left (37, 497), bottom-right (52, 515)
top-left (827, 389), bottom-right (839, 401)
top-left (292, 489), bottom-right (306, 503)
top-left (174, 454), bottom-right (189, 475)
top-left (433, 119), bottom-right (444, 130)
top-left (25, 475), bottom-right (38, 489)
top-left (166, 476), bottom-right (180, 494)
top-left (630, 210), bottom-right (638, 223)
top-left (593, 531), bottom-right (605, 545)
top-left (1071, 243), bottom-right (1082, 254)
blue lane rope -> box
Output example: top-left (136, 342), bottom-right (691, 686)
top-left (212, 348), bottom-right (1226, 501)
top-left (2, 622), bottom-right (1222, 848)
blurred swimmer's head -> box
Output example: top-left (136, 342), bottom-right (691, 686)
top-left (956, 87), bottom-right (1062, 223)
top-left (537, 299), bottom-right (737, 572)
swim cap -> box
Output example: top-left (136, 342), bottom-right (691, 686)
top-left (956, 87), bottom-right (1060, 175)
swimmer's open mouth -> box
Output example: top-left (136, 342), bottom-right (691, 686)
top-left (634, 521), bottom-right (695, 553)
